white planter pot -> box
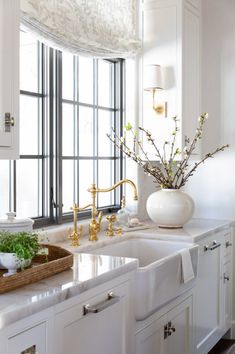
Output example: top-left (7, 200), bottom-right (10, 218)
top-left (0, 253), bottom-right (31, 276)
top-left (146, 189), bottom-right (194, 228)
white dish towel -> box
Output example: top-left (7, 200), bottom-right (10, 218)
top-left (178, 248), bottom-right (195, 284)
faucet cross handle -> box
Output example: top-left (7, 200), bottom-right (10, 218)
top-left (106, 215), bottom-right (122, 237)
top-left (68, 225), bottom-right (83, 247)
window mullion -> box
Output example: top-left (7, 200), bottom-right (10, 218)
top-left (55, 50), bottom-right (63, 223)
top-left (76, 57), bottom-right (80, 206)
top-left (73, 56), bottom-right (77, 205)
top-left (94, 59), bottom-right (99, 206)
top-left (49, 48), bottom-right (55, 223)
top-left (40, 42), bottom-right (44, 219)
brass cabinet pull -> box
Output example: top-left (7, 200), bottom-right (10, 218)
top-left (83, 292), bottom-right (120, 316)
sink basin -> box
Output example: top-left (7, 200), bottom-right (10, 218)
top-left (89, 238), bottom-right (198, 320)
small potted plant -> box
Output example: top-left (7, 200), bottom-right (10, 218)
top-left (0, 231), bottom-right (41, 276)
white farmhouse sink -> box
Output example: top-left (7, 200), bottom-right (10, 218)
top-left (90, 238), bottom-right (198, 320)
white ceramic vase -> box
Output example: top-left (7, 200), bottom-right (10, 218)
top-left (146, 189), bottom-right (194, 228)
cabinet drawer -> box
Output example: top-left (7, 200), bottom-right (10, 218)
top-left (55, 282), bottom-right (129, 354)
top-left (7, 322), bottom-right (46, 354)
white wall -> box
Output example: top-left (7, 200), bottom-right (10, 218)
top-left (184, 0), bottom-right (235, 221)
top-left (138, 0), bottom-right (235, 221)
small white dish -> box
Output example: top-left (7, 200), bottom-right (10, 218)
top-left (129, 217), bottom-right (142, 227)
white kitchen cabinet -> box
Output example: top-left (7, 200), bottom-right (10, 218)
top-left (0, 274), bottom-right (134, 354)
top-left (140, 0), bottom-right (201, 158)
top-left (54, 281), bottom-right (131, 354)
top-left (222, 231), bottom-right (233, 334)
top-left (136, 295), bottom-right (193, 354)
top-left (222, 260), bottom-right (232, 333)
top-left (0, 0), bottom-right (19, 159)
top-left (194, 229), bottom-right (233, 354)
top-left (0, 307), bottom-right (53, 354)
top-left (7, 322), bottom-right (46, 354)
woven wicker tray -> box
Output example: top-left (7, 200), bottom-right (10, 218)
top-left (0, 244), bottom-right (73, 294)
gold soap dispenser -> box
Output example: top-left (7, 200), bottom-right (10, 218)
top-left (116, 196), bottom-right (130, 227)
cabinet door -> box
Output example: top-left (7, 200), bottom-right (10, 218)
top-left (7, 322), bottom-right (46, 354)
top-left (0, 0), bottom-right (19, 159)
top-left (222, 260), bottom-right (232, 333)
top-left (135, 296), bottom-right (192, 354)
top-left (195, 234), bottom-right (223, 354)
top-left (135, 315), bottom-right (166, 354)
top-left (166, 297), bottom-right (193, 354)
top-left (55, 282), bottom-right (130, 354)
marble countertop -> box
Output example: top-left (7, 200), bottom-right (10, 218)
top-left (55, 218), bottom-right (233, 253)
top-left (0, 217), bottom-right (232, 330)
top-left (132, 218), bottom-right (232, 243)
top-left (0, 253), bottom-right (137, 330)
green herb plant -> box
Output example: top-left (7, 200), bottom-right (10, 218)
top-left (0, 231), bottom-right (41, 261)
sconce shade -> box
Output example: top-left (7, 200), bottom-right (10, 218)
top-left (144, 64), bottom-right (163, 91)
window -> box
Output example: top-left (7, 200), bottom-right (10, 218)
top-left (0, 31), bottom-right (124, 227)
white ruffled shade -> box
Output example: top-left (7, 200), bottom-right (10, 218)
top-left (20, 0), bottom-right (141, 58)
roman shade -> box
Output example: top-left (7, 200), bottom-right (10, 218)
top-left (20, 0), bottom-right (141, 57)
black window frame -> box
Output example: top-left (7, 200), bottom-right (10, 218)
top-left (17, 39), bottom-right (124, 228)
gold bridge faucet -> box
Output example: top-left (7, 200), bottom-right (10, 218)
top-left (87, 179), bottom-right (138, 242)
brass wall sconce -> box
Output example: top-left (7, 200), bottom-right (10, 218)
top-left (144, 64), bottom-right (167, 117)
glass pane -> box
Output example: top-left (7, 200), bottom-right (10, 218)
top-left (62, 160), bottom-right (75, 213)
top-left (98, 110), bottom-right (113, 157)
top-left (79, 106), bottom-right (94, 156)
top-left (16, 159), bottom-right (42, 218)
top-left (62, 103), bottom-right (75, 156)
top-left (98, 160), bottom-right (114, 207)
top-left (62, 52), bottom-right (74, 100)
top-left (98, 60), bottom-right (113, 108)
top-left (0, 161), bottom-right (10, 216)
top-left (20, 95), bottom-right (41, 155)
top-left (79, 56), bottom-right (94, 104)
top-left (79, 160), bottom-right (93, 207)
top-left (20, 31), bottom-right (40, 93)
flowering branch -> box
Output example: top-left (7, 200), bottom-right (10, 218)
top-left (178, 145), bottom-right (229, 188)
top-left (107, 113), bottom-right (229, 189)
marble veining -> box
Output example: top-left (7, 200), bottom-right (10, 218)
top-left (0, 253), bottom-right (137, 329)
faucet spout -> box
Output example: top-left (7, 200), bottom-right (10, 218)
top-left (88, 179), bottom-right (138, 201)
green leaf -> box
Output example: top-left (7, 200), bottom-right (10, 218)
top-left (124, 122), bottom-right (132, 131)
